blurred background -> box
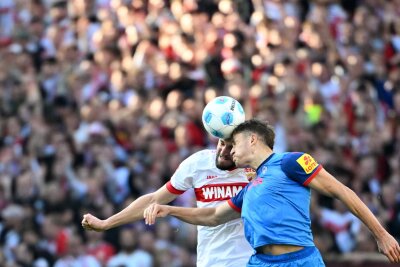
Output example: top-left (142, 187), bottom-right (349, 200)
top-left (0, 0), bottom-right (399, 266)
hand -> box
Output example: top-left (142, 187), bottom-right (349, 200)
top-left (81, 214), bottom-right (107, 231)
top-left (376, 232), bottom-right (400, 263)
top-left (143, 204), bottom-right (170, 225)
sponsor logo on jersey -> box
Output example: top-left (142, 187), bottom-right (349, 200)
top-left (296, 154), bottom-right (318, 174)
top-left (248, 177), bottom-right (263, 190)
top-left (206, 175), bottom-right (218, 179)
top-left (195, 183), bottom-right (248, 202)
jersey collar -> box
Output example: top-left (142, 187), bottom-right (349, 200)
top-left (256, 153), bottom-right (275, 173)
top-left (227, 166), bottom-right (238, 172)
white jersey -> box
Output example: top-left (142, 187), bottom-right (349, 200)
top-left (166, 150), bottom-right (254, 267)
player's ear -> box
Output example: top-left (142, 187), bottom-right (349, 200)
top-left (250, 133), bottom-right (257, 146)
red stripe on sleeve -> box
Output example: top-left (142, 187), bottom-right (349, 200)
top-left (227, 199), bottom-right (241, 213)
top-left (166, 181), bottom-right (186, 195)
top-left (303, 165), bottom-right (323, 186)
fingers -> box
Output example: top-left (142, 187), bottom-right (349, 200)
top-left (391, 242), bottom-right (400, 263)
top-left (81, 214), bottom-right (90, 229)
top-left (387, 248), bottom-right (398, 263)
top-left (144, 206), bottom-right (149, 224)
top-left (381, 240), bottom-right (400, 263)
top-left (144, 204), bottom-right (154, 225)
top-left (388, 240), bottom-right (400, 263)
top-left (385, 250), bottom-right (395, 263)
top-left (144, 204), bottom-right (160, 225)
top-left (81, 214), bottom-right (96, 231)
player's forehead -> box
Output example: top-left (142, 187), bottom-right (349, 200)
top-left (218, 139), bottom-right (233, 146)
top-left (231, 132), bottom-right (246, 143)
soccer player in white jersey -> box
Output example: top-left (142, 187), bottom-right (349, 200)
top-left (82, 139), bottom-right (254, 267)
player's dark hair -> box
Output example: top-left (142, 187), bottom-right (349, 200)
top-left (231, 119), bottom-right (275, 149)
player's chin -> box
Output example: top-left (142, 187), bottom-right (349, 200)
top-left (233, 158), bottom-right (245, 168)
top-left (216, 159), bottom-right (236, 170)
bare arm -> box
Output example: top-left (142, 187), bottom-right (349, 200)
top-left (82, 185), bottom-right (177, 231)
top-left (144, 202), bottom-right (240, 227)
top-left (308, 168), bottom-right (400, 263)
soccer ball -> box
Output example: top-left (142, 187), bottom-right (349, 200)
top-left (202, 96), bottom-right (245, 139)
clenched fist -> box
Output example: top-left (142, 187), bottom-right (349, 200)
top-left (81, 214), bottom-right (107, 231)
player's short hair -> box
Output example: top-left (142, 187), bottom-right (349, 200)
top-left (231, 119), bottom-right (275, 149)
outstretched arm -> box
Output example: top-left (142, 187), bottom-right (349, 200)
top-left (82, 185), bottom-right (177, 231)
top-left (143, 201), bottom-right (240, 226)
top-left (308, 168), bottom-right (400, 263)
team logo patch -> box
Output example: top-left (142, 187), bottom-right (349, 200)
top-left (260, 166), bottom-right (268, 175)
top-left (296, 154), bottom-right (318, 174)
top-left (244, 168), bottom-right (256, 181)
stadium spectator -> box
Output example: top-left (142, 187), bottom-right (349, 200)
top-left (0, 0), bottom-right (400, 266)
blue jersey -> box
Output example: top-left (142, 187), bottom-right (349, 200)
top-left (228, 152), bottom-right (323, 249)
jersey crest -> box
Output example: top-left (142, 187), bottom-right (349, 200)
top-left (244, 168), bottom-right (256, 181)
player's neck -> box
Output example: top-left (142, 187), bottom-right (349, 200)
top-left (251, 147), bottom-right (273, 170)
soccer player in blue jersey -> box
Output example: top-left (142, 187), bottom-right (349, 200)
top-left (144, 119), bottom-right (400, 266)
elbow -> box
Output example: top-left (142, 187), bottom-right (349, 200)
top-left (190, 215), bottom-right (220, 227)
top-left (207, 219), bottom-right (220, 227)
top-left (333, 185), bottom-right (354, 200)
top-left (206, 211), bottom-right (224, 227)
top-left (195, 209), bottom-right (222, 227)
top-left (137, 193), bottom-right (157, 205)
top-left (200, 220), bottom-right (220, 227)
top-left (322, 180), bottom-right (348, 199)
top-left (148, 194), bottom-right (157, 204)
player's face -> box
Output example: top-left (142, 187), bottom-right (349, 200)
top-left (231, 132), bottom-right (250, 167)
top-left (215, 139), bottom-right (236, 170)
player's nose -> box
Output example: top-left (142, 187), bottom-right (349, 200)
top-left (221, 146), bottom-right (232, 156)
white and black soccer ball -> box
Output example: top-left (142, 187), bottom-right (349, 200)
top-left (202, 96), bottom-right (245, 139)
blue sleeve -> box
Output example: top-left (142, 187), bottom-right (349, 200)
top-left (228, 185), bottom-right (248, 213)
top-left (281, 152), bottom-right (323, 185)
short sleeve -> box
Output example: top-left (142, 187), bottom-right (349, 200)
top-left (227, 185), bottom-right (248, 213)
top-left (167, 157), bottom-right (195, 194)
top-left (281, 152), bottom-right (323, 186)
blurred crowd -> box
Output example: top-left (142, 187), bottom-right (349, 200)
top-left (0, 0), bottom-right (400, 266)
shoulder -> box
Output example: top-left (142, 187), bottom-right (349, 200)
top-left (281, 152), bottom-right (318, 172)
top-left (183, 149), bottom-right (215, 163)
top-left (178, 149), bottom-right (216, 170)
top-left (191, 149), bottom-right (216, 159)
top-left (280, 152), bottom-right (322, 185)
top-left (282, 152), bottom-right (308, 164)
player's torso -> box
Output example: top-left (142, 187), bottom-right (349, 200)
top-left (190, 151), bottom-right (251, 229)
top-left (177, 150), bottom-right (253, 209)
top-left (188, 151), bottom-right (254, 266)
top-left (196, 220), bottom-right (252, 267)
top-left (243, 154), bottom-right (311, 213)
top-left (241, 153), bottom-right (313, 247)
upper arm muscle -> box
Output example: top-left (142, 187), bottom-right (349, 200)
top-left (307, 168), bottom-right (345, 198)
top-left (215, 202), bottom-right (241, 224)
top-left (153, 185), bottom-right (179, 204)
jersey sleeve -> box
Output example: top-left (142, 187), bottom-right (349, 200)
top-left (167, 157), bottom-right (196, 195)
top-left (227, 185), bottom-right (248, 213)
top-left (281, 152), bottom-right (323, 186)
